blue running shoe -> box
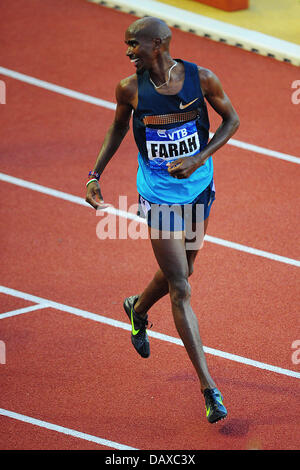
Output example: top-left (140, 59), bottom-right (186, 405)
top-left (204, 388), bottom-right (227, 423)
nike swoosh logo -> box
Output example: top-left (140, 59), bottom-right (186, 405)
top-left (179, 98), bottom-right (198, 110)
top-left (131, 309), bottom-right (140, 336)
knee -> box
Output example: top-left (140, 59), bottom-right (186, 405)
top-left (169, 278), bottom-right (191, 305)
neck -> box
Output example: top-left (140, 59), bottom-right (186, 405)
top-left (149, 58), bottom-right (177, 89)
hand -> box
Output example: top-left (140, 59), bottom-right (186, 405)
top-left (85, 180), bottom-right (112, 210)
top-left (166, 154), bottom-right (207, 179)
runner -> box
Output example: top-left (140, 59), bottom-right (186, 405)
top-left (85, 17), bottom-right (240, 423)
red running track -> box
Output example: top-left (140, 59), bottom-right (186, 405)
top-left (0, 0), bottom-right (299, 451)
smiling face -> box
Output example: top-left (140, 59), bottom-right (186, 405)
top-left (125, 30), bottom-right (155, 73)
top-left (125, 17), bottom-right (172, 73)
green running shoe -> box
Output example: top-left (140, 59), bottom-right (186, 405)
top-left (204, 388), bottom-right (227, 424)
top-left (123, 295), bottom-right (150, 358)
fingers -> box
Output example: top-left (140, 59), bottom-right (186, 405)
top-left (85, 192), bottom-right (101, 209)
top-left (86, 197), bottom-right (109, 210)
top-left (86, 197), bottom-right (112, 211)
top-left (86, 197), bottom-right (101, 210)
top-left (167, 160), bottom-right (183, 171)
top-left (85, 182), bottom-right (111, 210)
top-left (96, 201), bottom-right (113, 210)
top-left (166, 157), bottom-right (199, 179)
top-left (166, 160), bottom-right (184, 178)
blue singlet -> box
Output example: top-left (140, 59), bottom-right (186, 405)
top-left (132, 59), bottom-right (213, 205)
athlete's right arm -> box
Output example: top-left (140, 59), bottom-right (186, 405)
top-left (85, 76), bottom-right (137, 210)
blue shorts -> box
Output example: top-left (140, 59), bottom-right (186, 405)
top-left (138, 178), bottom-right (215, 232)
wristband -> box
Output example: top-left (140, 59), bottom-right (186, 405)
top-left (88, 170), bottom-right (100, 180)
top-left (86, 178), bottom-right (99, 187)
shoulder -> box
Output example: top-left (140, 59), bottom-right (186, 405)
top-left (197, 66), bottom-right (223, 97)
top-left (116, 74), bottom-right (138, 106)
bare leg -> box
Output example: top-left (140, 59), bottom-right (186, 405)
top-left (142, 226), bottom-right (215, 392)
top-left (134, 269), bottom-right (168, 316)
top-left (134, 218), bottom-right (208, 315)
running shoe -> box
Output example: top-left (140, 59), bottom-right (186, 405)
top-left (204, 388), bottom-right (227, 423)
top-left (123, 295), bottom-right (150, 358)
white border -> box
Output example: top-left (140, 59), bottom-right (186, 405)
top-left (88, 0), bottom-right (300, 66)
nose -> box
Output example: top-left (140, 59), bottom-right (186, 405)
top-left (126, 46), bottom-right (133, 56)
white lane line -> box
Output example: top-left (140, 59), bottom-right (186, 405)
top-left (0, 304), bottom-right (48, 319)
top-left (0, 408), bottom-right (138, 450)
top-left (0, 66), bottom-right (115, 110)
top-left (204, 235), bottom-right (300, 267)
top-left (1, 172), bottom-right (299, 267)
top-left (0, 66), bottom-right (299, 165)
top-left (1, 284), bottom-right (299, 380)
top-left (218, 136), bottom-right (300, 164)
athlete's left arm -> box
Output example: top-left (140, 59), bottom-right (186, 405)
top-left (199, 67), bottom-right (240, 159)
top-left (167, 68), bottom-right (240, 178)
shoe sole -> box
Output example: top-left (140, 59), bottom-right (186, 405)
top-left (209, 413), bottom-right (227, 424)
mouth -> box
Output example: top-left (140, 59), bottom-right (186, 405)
top-left (130, 58), bottom-right (140, 68)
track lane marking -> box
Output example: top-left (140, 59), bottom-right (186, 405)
top-left (0, 304), bottom-right (48, 319)
top-left (1, 284), bottom-right (299, 379)
top-left (0, 67), bottom-right (115, 109)
top-left (0, 408), bottom-right (138, 450)
top-left (0, 66), bottom-right (299, 164)
top-left (1, 172), bottom-right (299, 267)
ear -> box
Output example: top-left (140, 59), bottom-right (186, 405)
top-left (152, 38), bottom-right (162, 50)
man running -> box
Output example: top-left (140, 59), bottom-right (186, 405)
top-left (85, 17), bottom-right (240, 424)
